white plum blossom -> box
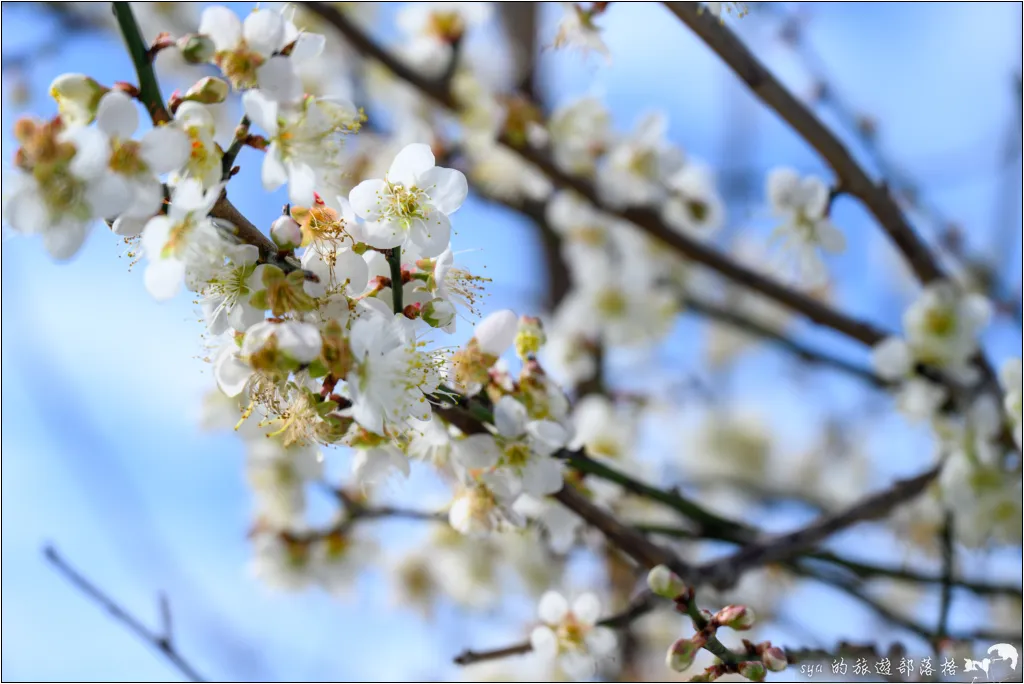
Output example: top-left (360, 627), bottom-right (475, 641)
top-left (200, 243), bottom-right (264, 334)
top-left (530, 591), bottom-right (618, 679)
top-left (140, 179), bottom-right (227, 300)
top-left (3, 117), bottom-right (124, 259)
top-left (448, 469), bottom-right (525, 536)
top-left (300, 240), bottom-right (370, 300)
top-left (352, 444), bottom-right (411, 488)
top-left (214, 320), bottom-right (322, 397)
top-left (902, 282), bottom-right (991, 374)
top-left (548, 97), bottom-right (612, 176)
top-left (453, 396), bottom-right (568, 497)
top-left (49, 73), bottom-right (107, 127)
top-left (345, 310), bottom-right (441, 434)
top-left (349, 143), bottom-right (468, 258)
top-left (552, 2), bottom-right (611, 62)
top-left (662, 163), bottom-right (725, 237)
top-left (766, 167), bottom-right (845, 283)
top-left (246, 437), bottom-right (323, 527)
top-left (569, 395), bottom-right (635, 461)
top-left (171, 101), bottom-right (224, 191)
top-left (243, 89), bottom-right (359, 207)
top-left (598, 112), bottom-right (683, 208)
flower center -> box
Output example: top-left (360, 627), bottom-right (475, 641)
top-left (596, 288), bottom-right (628, 318)
top-left (216, 47), bottom-right (265, 89)
top-left (110, 139), bottom-right (148, 176)
top-left (924, 308), bottom-right (955, 337)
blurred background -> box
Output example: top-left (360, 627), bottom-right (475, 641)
top-left (1, 2), bottom-right (1021, 681)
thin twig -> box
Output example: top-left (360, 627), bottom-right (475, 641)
top-left (936, 511), bottom-right (955, 641)
top-left (221, 115), bottom-right (251, 181)
top-left (696, 464), bottom-right (942, 590)
top-left (388, 246), bottom-right (404, 313)
top-left (44, 544), bottom-right (206, 682)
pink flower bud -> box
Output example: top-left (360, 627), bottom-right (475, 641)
top-left (715, 604), bottom-right (755, 631)
top-left (761, 646), bottom-right (788, 672)
top-left (647, 564), bottom-right (688, 599)
top-left (738, 660), bottom-right (767, 682)
top-left (665, 637), bottom-right (700, 672)
top-left (270, 215), bottom-right (303, 250)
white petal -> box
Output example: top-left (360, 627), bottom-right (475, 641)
top-left (200, 6), bottom-right (243, 51)
top-left (261, 145), bottom-right (289, 192)
top-left (521, 457), bottom-right (564, 497)
top-left (111, 216), bottom-right (147, 237)
top-left (872, 336), bottom-right (912, 380)
top-left (527, 420), bottom-right (568, 453)
top-left (140, 126), bottom-right (190, 175)
top-left (537, 591), bottom-right (569, 624)
top-left (257, 56), bottom-right (302, 104)
top-left (572, 593), bottom-right (601, 626)
top-left (169, 178), bottom-right (208, 215)
top-left (816, 221), bottom-right (846, 253)
top-left (87, 174), bottom-right (131, 218)
top-left (334, 247), bottom-right (370, 294)
top-left (95, 91), bottom-right (139, 139)
top-left (420, 166), bottom-right (468, 215)
top-left (350, 398), bottom-right (386, 435)
top-left (586, 627), bottom-right (617, 656)
top-left (473, 309), bottom-right (519, 356)
top-left (406, 212), bottom-right (450, 258)
top-left (453, 434), bottom-right (501, 469)
top-left (214, 347), bottom-right (253, 397)
top-left (287, 162), bottom-right (317, 207)
top-left (243, 9), bottom-right (285, 56)
top-left (494, 396), bottom-right (528, 438)
top-left (121, 177), bottom-right (164, 219)
top-left (144, 258), bottom-right (185, 301)
top-left (65, 127), bottom-right (110, 179)
top-left (360, 220), bottom-right (405, 250)
top-left (289, 32), bottom-right (325, 61)
top-left (348, 179), bottom-right (387, 221)
top-left (242, 89), bottom-right (279, 136)
top-left (530, 626), bottom-right (558, 660)
top-left (43, 221), bottom-right (89, 260)
top-left (3, 179), bottom-right (47, 234)
top-left (387, 143), bottom-right (435, 187)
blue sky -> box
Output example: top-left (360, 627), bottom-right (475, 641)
top-left (2, 2), bottom-right (1021, 681)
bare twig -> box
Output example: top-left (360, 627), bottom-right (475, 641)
top-left (936, 511), bottom-right (955, 641)
top-left (44, 544), bottom-right (206, 682)
top-left (697, 464), bottom-right (942, 590)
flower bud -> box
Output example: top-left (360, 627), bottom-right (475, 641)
top-left (177, 33), bottom-right (217, 64)
top-left (715, 604), bottom-right (755, 631)
top-left (647, 564), bottom-right (687, 600)
top-left (665, 637), bottom-right (700, 672)
top-left (422, 298), bottom-right (456, 330)
top-left (738, 661), bottom-right (767, 682)
top-left (49, 73), bottom-right (107, 126)
top-left (183, 76), bottom-right (230, 105)
top-left (270, 215), bottom-right (303, 250)
top-left (514, 315), bottom-right (546, 360)
top-left (761, 646), bottom-right (788, 673)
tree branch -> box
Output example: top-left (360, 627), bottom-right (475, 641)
top-left (44, 544), bottom-right (206, 682)
top-left (696, 464), bottom-right (942, 590)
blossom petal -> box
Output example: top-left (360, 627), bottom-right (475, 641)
top-left (406, 211), bottom-right (450, 259)
top-left (348, 179), bottom-right (387, 221)
top-left (586, 627), bottom-right (618, 656)
top-left (521, 456), bottom-right (563, 496)
top-left (200, 6), bottom-right (243, 51)
top-left (242, 89), bottom-right (279, 136)
top-left (494, 396), bottom-right (528, 438)
top-left (261, 145), bottom-right (289, 192)
top-left (140, 125), bottom-right (190, 175)
top-left (387, 143), bottom-right (435, 187)
top-left (530, 626), bottom-right (558, 660)
top-left (453, 434), bottom-right (501, 469)
top-left (144, 258), bottom-right (185, 301)
top-left (420, 166), bottom-right (468, 215)
top-left (290, 32), bottom-right (325, 61)
top-left (257, 56), bottom-right (303, 104)
top-left (42, 221), bottom-right (89, 260)
top-left (473, 309), bottom-right (518, 356)
top-left (871, 336), bottom-right (912, 380)
top-left (572, 593), bottom-right (601, 626)
top-left (243, 9), bottom-right (285, 57)
top-left (287, 162), bottom-right (317, 207)
top-left (95, 91), bottom-right (139, 139)
top-left (360, 220), bottom-right (405, 250)
top-left (537, 591), bottom-right (569, 624)
top-left (214, 347), bottom-right (253, 397)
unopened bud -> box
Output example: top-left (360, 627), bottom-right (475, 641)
top-left (177, 33), bottom-right (217, 64)
top-left (761, 646), bottom-right (788, 673)
top-left (666, 637), bottom-right (700, 672)
top-left (715, 604), bottom-right (755, 631)
top-left (738, 661), bottom-right (767, 682)
top-left (514, 315), bottom-right (546, 360)
top-left (270, 215), bottom-right (303, 250)
top-left (647, 564), bottom-right (687, 600)
top-left (49, 73), bottom-right (108, 126)
top-left (422, 298), bottom-right (455, 329)
top-left (183, 76), bottom-right (230, 105)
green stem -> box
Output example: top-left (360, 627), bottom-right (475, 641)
top-left (388, 247), bottom-right (403, 312)
top-left (112, 2), bottom-right (171, 123)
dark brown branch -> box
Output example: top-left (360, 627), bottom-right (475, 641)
top-left (662, 1), bottom-right (945, 285)
top-left (697, 464), bottom-right (942, 590)
top-left (44, 544), bottom-right (206, 682)
top-left (453, 591), bottom-right (657, 666)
